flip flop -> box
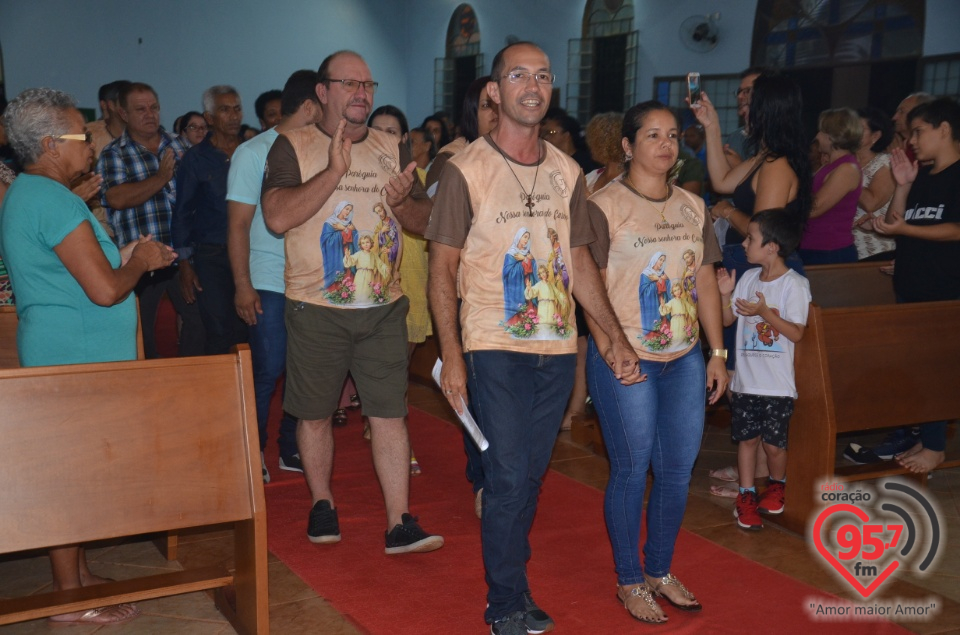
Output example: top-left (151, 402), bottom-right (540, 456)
top-left (49, 603), bottom-right (140, 625)
top-left (709, 483), bottom-right (739, 498)
top-left (708, 465), bottom-right (739, 482)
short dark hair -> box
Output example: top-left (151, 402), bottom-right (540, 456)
top-left (368, 105), bottom-right (410, 136)
top-left (908, 96), bottom-right (960, 142)
top-left (856, 106), bottom-right (893, 153)
top-left (740, 66), bottom-right (771, 79)
top-left (119, 82), bottom-right (158, 109)
top-left (99, 80), bottom-right (131, 104)
top-left (280, 70), bottom-right (319, 117)
top-left (751, 209), bottom-right (803, 257)
top-left (420, 114), bottom-right (451, 148)
top-left (255, 90), bottom-right (282, 122)
top-left (459, 75), bottom-right (492, 142)
top-left (490, 41), bottom-right (543, 84)
top-left (543, 109), bottom-right (587, 152)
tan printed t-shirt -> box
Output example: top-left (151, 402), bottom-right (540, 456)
top-left (588, 179), bottom-right (721, 362)
top-left (426, 136), bottom-right (592, 355)
top-left (263, 125), bottom-right (424, 309)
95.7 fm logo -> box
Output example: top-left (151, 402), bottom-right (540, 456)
top-left (809, 478), bottom-right (943, 599)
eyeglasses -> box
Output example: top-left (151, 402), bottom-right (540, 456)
top-left (735, 87), bottom-right (753, 97)
top-left (503, 71), bottom-right (555, 85)
top-left (325, 78), bottom-right (378, 93)
top-left (540, 129), bottom-right (560, 137)
top-left (54, 132), bottom-right (93, 144)
top-left (185, 124), bottom-right (208, 132)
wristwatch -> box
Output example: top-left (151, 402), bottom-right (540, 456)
top-left (711, 349), bottom-right (728, 361)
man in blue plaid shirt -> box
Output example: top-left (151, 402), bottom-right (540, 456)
top-left (98, 82), bottom-right (205, 357)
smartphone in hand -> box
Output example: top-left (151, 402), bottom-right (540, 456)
top-left (687, 72), bottom-right (702, 105)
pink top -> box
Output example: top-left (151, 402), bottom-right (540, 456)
top-left (801, 153), bottom-right (863, 251)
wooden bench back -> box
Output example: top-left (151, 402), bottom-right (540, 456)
top-left (0, 352), bottom-right (261, 553)
top-left (804, 261), bottom-right (895, 308)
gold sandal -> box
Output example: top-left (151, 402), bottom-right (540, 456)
top-left (617, 583), bottom-right (667, 624)
top-left (644, 573), bottom-right (702, 612)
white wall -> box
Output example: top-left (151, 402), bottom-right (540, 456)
top-left (2, 0), bottom-right (958, 126)
top-left (0, 0), bottom-right (409, 128)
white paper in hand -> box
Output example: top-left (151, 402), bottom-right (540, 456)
top-left (431, 358), bottom-right (489, 452)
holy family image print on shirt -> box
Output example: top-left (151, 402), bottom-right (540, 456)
top-left (500, 226), bottom-right (574, 340)
top-left (320, 199), bottom-right (397, 306)
top-left (637, 248), bottom-right (700, 353)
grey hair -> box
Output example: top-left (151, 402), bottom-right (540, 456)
top-left (2, 88), bottom-right (76, 165)
top-left (202, 85), bottom-right (240, 114)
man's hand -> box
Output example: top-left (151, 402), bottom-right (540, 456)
top-left (70, 172), bottom-right (103, 203)
top-left (606, 338), bottom-right (646, 386)
top-left (235, 284), bottom-right (262, 325)
top-left (385, 161), bottom-right (418, 208)
top-left (873, 212), bottom-right (905, 236)
top-left (179, 260), bottom-right (203, 304)
top-left (439, 355), bottom-right (469, 415)
top-left (328, 118), bottom-right (352, 178)
top-left (158, 148), bottom-right (176, 184)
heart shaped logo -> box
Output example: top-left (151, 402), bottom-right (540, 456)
top-left (813, 504), bottom-right (900, 598)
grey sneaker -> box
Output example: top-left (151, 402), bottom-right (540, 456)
top-left (491, 611), bottom-right (526, 635)
top-left (523, 591), bottom-right (555, 633)
top-left (384, 513), bottom-right (444, 554)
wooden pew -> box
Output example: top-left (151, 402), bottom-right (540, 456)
top-left (778, 262), bottom-right (960, 534)
top-left (0, 347), bottom-right (268, 633)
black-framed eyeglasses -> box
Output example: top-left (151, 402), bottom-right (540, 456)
top-left (325, 78), bottom-right (378, 93)
top-left (503, 71), bottom-right (555, 85)
top-left (185, 124), bottom-right (208, 132)
top-left (53, 132), bottom-right (93, 144)
top-left (735, 87), bottom-right (753, 97)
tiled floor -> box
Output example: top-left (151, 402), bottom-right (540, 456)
top-left (1, 381), bottom-right (957, 633)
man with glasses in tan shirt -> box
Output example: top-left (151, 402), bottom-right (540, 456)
top-left (261, 50), bottom-right (442, 556)
top-left (427, 41), bottom-right (641, 634)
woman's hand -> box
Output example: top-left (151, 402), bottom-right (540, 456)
top-left (705, 355), bottom-right (728, 405)
top-left (689, 91), bottom-right (719, 130)
top-left (70, 172), bottom-right (103, 203)
top-left (130, 237), bottom-right (176, 272)
top-left (119, 233), bottom-right (155, 266)
top-left (889, 148), bottom-right (918, 186)
top-left (710, 199), bottom-right (735, 222)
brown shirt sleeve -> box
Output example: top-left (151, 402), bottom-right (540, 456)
top-left (423, 163), bottom-right (471, 248)
top-left (262, 135), bottom-right (303, 191)
top-left (424, 151), bottom-right (453, 192)
top-left (568, 175), bottom-right (595, 248)
top-left (586, 199), bottom-right (611, 269)
top-left (701, 211), bottom-right (722, 265)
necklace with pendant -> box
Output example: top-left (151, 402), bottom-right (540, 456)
top-left (497, 141), bottom-right (541, 210)
top-left (623, 176), bottom-right (670, 222)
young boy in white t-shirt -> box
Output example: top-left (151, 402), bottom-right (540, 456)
top-left (717, 210), bottom-right (811, 530)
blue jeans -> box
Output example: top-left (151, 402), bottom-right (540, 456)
top-left (798, 244), bottom-right (858, 265)
top-left (465, 350), bottom-right (575, 623)
top-left (248, 290), bottom-right (298, 457)
top-left (587, 341), bottom-right (705, 583)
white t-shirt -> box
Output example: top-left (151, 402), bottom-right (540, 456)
top-left (730, 268), bottom-right (811, 398)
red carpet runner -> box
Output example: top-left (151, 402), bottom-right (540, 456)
top-left (262, 405), bottom-right (909, 634)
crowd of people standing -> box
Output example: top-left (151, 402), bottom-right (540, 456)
top-left (1, 41), bottom-right (958, 632)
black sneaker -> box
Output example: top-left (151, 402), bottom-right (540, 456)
top-left (873, 427), bottom-right (921, 459)
top-left (384, 513), bottom-right (444, 554)
top-left (842, 443), bottom-right (881, 464)
top-left (491, 611), bottom-right (526, 635)
top-left (523, 591), bottom-right (555, 633)
top-left (307, 500), bottom-right (341, 544)
top-left (279, 453), bottom-right (303, 473)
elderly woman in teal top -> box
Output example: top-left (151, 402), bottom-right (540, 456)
top-left (502, 226), bottom-right (537, 323)
top-left (0, 88), bottom-right (174, 624)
